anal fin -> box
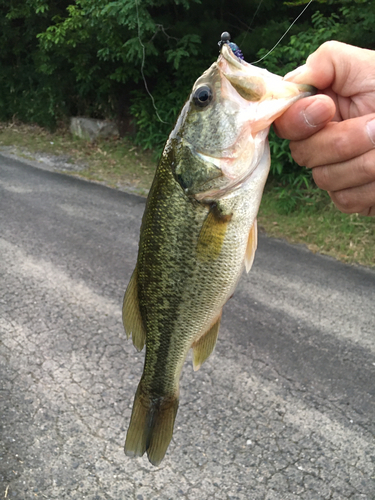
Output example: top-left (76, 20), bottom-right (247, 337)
top-left (122, 267), bottom-right (146, 351)
top-left (244, 219), bottom-right (258, 273)
top-left (192, 313), bottom-right (222, 371)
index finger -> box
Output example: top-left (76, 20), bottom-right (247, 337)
top-left (285, 41), bottom-right (375, 97)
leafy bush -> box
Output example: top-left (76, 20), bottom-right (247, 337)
top-left (257, 10), bottom-right (344, 213)
top-left (0, 0), bottom-right (66, 128)
top-left (130, 82), bottom-right (188, 156)
top-left (0, 0), bottom-right (374, 172)
top-left (257, 2), bottom-right (375, 212)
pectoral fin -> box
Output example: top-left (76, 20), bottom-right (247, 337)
top-left (122, 267), bottom-right (146, 351)
top-left (244, 219), bottom-right (258, 273)
top-left (197, 205), bottom-right (232, 262)
top-left (192, 313), bottom-right (222, 371)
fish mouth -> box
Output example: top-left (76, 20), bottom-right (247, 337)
top-left (220, 44), bottom-right (315, 104)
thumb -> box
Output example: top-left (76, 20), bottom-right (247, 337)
top-left (274, 94), bottom-right (335, 141)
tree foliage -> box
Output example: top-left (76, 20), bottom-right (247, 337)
top-left (256, 2), bottom-right (374, 203)
top-left (0, 0), bottom-right (374, 150)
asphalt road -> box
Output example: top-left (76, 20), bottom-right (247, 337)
top-left (1, 154), bottom-right (374, 500)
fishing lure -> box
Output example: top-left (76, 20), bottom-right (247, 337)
top-left (218, 32), bottom-right (245, 60)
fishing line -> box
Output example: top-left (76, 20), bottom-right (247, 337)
top-left (251, 0), bottom-right (314, 65)
top-left (135, 0), bottom-right (313, 123)
top-left (249, 0), bottom-right (265, 29)
top-left (234, 0), bottom-right (264, 48)
top-left (135, 0), bottom-right (168, 124)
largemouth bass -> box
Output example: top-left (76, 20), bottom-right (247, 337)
top-left (123, 41), bottom-right (314, 466)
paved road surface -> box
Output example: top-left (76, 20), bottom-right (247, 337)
top-left (1, 155), bottom-right (374, 499)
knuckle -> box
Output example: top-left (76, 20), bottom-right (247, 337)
top-left (319, 41), bottom-right (341, 54)
top-left (290, 142), bottom-right (308, 167)
top-left (311, 41), bottom-right (343, 63)
top-left (331, 190), bottom-right (357, 213)
top-left (358, 153), bottom-right (375, 182)
top-left (332, 131), bottom-right (353, 160)
top-left (312, 166), bottom-right (331, 190)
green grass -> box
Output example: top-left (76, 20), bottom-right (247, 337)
top-left (1, 121), bottom-right (374, 268)
top-left (259, 188), bottom-right (375, 268)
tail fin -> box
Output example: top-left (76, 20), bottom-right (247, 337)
top-left (125, 383), bottom-right (179, 466)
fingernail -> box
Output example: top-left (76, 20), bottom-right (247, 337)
top-left (284, 64), bottom-right (306, 81)
top-left (302, 98), bottom-right (333, 127)
top-left (366, 118), bottom-right (375, 146)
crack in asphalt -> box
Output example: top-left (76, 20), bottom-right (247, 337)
top-left (1, 159), bottom-right (374, 499)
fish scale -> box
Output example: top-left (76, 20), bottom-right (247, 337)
top-left (123, 41), bottom-right (314, 466)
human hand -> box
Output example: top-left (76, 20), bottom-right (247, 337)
top-left (274, 41), bottom-right (375, 216)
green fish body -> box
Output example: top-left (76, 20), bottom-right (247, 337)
top-left (123, 44), bottom-right (314, 466)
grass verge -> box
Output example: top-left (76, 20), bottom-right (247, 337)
top-left (0, 121), bottom-right (156, 196)
top-left (1, 121), bottom-right (374, 268)
top-left (258, 190), bottom-right (374, 268)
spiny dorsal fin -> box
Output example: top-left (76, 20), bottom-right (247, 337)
top-left (192, 313), bottom-right (222, 371)
top-left (244, 219), bottom-right (258, 273)
top-left (122, 267), bottom-right (146, 351)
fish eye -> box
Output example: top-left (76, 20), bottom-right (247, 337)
top-left (193, 85), bottom-right (213, 108)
